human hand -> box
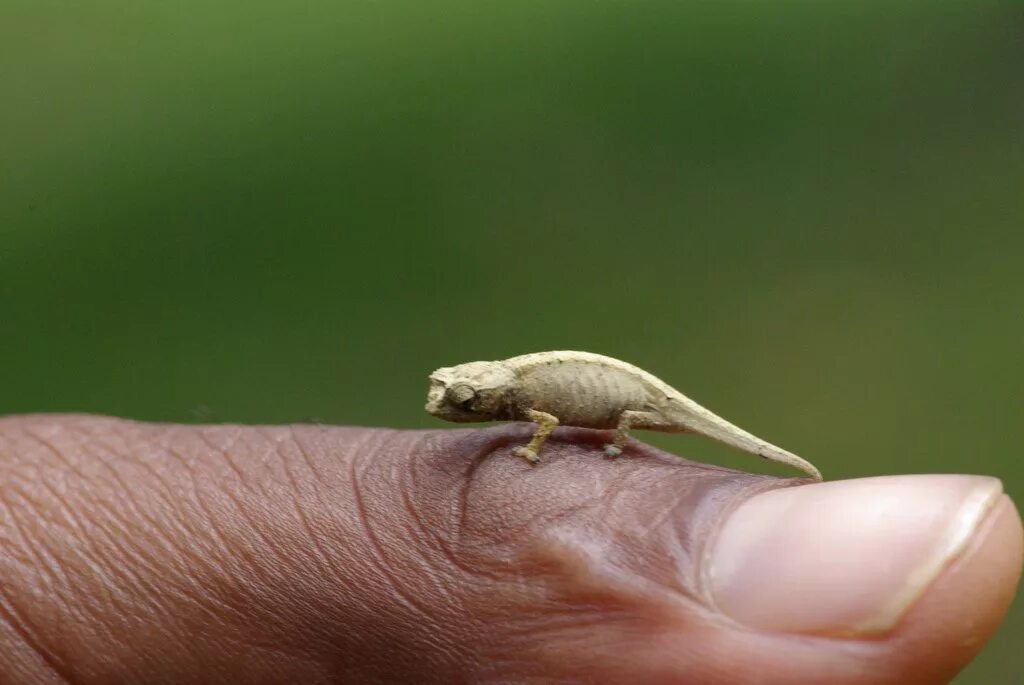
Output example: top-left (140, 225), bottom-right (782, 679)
top-left (0, 415), bottom-right (1018, 683)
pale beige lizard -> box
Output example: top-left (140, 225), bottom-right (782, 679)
top-left (425, 350), bottom-right (822, 481)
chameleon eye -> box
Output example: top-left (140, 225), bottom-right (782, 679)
top-left (447, 383), bottom-right (476, 407)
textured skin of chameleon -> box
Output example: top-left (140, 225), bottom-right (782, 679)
top-left (425, 351), bottom-right (822, 481)
top-left (505, 353), bottom-right (651, 427)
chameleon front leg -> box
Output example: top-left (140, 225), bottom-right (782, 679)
top-left (604, 410), bottom-right (672, 457)
top-left (513, 409), bottom-right (559, 464)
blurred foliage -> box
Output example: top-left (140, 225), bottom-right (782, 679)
top-left (1, 1), bottom-right (1022, 681)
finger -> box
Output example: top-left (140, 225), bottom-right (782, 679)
top-left (0, 416), bottom-right (1017, 685)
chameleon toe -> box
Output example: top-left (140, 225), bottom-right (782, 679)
top-left (513, 447), bottom-right (540, 464)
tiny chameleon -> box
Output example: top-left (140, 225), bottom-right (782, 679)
top-left (425, 350), bottom-right (822, 481)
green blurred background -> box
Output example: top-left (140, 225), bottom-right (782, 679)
top-left (2, 1), bottom-right (1021, 680)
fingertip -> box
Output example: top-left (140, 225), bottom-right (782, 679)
top-left (700, 477), bottom-right (1021, 683)
top-left (707, 475), bottom-right (1008, 637)
top-left (886, 492), bottom-right (1022, 681)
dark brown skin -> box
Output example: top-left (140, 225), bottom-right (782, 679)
top-left (0, 414), bottom-right (1018, 684)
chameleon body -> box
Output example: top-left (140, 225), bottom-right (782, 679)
top-left (425, 350), bottom-right (822, 481)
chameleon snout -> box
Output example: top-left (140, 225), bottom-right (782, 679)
top-left (424, 382), bottom-right (446, 416)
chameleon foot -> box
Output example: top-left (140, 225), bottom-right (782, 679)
top-left (604, 444), bottom-right (622, 458)
top-left (513, 446), bottom-right (540, 464)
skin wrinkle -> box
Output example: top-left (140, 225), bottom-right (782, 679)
top-left (228, 493), bottom-right (331, 593)
top-left (1, 482), bottom-right (72, 594)
top-left (460, 428), bottom-right (598, 511)
top-left (33, 430), bottom-right (170, 597)
top-left (7, 429), bottom-right (218, 678)
top-left (417, 432), bottom-right (509, 581)
top-left (639, 485), bottom-right (699, 540)
top-left (0, 488), bottom-right (47, 572)
top-left (361, 429), bottom-right (524, 671)
top-left (336, 429), bottom-right (455, 661)
top-left (236, 427), bottom-right (319, 499)
top-left (1, 489), bottom-right (73, 585)
top-left (26, 476), bottom-right (152, 630)
top-left (80, 426), bottom-right (194, 545)
top-left (0, 417), bottom-right (352, 679)
top-left (0, 498), bottom-right (90, 663)
top-left (0, 416), bottom-right (1015, 684)
top-left (158, 475), bottom-right (319, 659)
top-left (591, 458), bottom-right (656, 530)
top-left (18, 426), bottom-right (90, 489)
top-left (0, 482), bottom-right (139, 662)
top-left (193, 426), bottom-right (248, 486)
top-left (188, 489), bottom-right (290, 609)
top-left (169, 430), bottom-right (309, 589)
top-left (66, 479), bottom-right (184, 606)
top-left (7, 481), bottom-right (90, 597)
top-left (263, 427), bottom-right (345, 583)
top-left (402, 442), bottom-right (510, 624)
top-left (394, 458), bottom-right (464, 613)
top-left (279, 430), bottom-right (436, 662)
top-left (72, 426), bottom-right (259, 629)
top-left (522, 446), bottom-right (654, 558)
top-left (0, 482), bottom-right (78, 684)
top-left (282, 425), bottom-right (329, 487)
top-left (0, 590), bottom-right (74, 685)
top-left (423, 430), bottom-right (704, 675)
top-left (69, 499), bottom-right (176, 625)
top-left (445, 428), bottom-right (847, 682)
top-left (530, 522), bottom-right (693, 624)
top-left (346, 431), bottom-right (443, 629)
top-left (191, 489), bottom-right (296, 592)
top-left (161, 440), bottom-right (242, 573)
top-left (130, 429), bottom-right (352, 675)
top-left (451, 431), bottom-right (505, 564)
top-left (327, 430), bottom-right (471, 675)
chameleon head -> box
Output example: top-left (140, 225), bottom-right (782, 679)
top-left (425, 361), bottom-right (515, 423)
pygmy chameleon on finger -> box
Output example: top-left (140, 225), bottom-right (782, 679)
top-left (424, 350), bottom-right (822, 481)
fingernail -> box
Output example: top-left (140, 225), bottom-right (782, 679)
top-left (707, 475), bottom-right (1003, 636)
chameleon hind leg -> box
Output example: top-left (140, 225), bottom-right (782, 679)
top-left (605, 410), bottom-right (673, 457)
top-left (513, 409), bottom-right (559, 464)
